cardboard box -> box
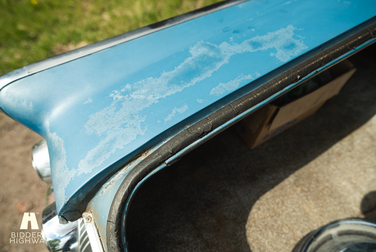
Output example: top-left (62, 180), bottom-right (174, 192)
top-left (235, 60), bottom-right (356, 149)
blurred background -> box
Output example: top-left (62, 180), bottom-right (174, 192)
top-left (0, 0), bottom-right (221, 76)
top-left (0, 1), bottom-right (220, 251)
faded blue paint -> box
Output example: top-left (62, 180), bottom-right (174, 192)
top-left (88, 163), bottom-right (135, 251)
top-left (0, 0), bottom-right (375, 218)
top-left (119, 36), bottom-right (376, 251)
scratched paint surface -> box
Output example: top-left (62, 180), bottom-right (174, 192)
top-left (0, 0), bottom-right (375, 216)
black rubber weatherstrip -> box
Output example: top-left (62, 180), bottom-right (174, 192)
top-left (107, 19), bottom-right (376, 251)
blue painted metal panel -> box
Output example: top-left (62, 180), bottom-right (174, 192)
top-left (88, 166), bottom-right (132, 250)
top-left (0, 0), bottom-right (376, 218)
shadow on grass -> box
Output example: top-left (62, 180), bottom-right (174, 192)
top-left (126, 44), bottom-right (376, 252)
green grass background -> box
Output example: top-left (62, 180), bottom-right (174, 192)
top-left (0, 0), bottom-right (222, 76)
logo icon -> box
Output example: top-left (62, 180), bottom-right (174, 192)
top-left (19, 212), bottom-right (39, 230)
top-left (10, 212), bottom-right (43, 244)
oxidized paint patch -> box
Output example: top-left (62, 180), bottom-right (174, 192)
top-left (165, 105), bottom-right (189, 122)
top-left (84, 98), bottom-right (93, 104)
top-left (1, 87), bottom-right (34, 115)
top-left (45, 122), bottom-right (74, 208)
top-left (210, 74), bottom-right (254, 96)
top-left (77, 25), bottom-right (307, 176)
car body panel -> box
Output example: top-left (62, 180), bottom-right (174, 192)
top-left (0, 0), bottom-right (376, 220)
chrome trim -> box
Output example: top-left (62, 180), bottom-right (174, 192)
top-left (82, 212), bottom-right (104, 252)
top-left (42, 203), bottom-right (92, 252)
top-left (0, 68), bottom-right (28, 90)
top-left (77, 218), bottom-right (92, 252)
top-left (0, 0), bottom-right (245, 91)
top-left (31, 139), bottom-right (52, 185)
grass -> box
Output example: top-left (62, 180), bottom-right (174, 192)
top-left (0, 0), bottom-right (222, 76)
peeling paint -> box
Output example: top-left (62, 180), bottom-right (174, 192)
top-left (77, 24), bottom-right (307, 174)
top-left (0, 0), bottom-right (374, 224)
top-left (214, 24), bottom-right (308, 62)
top-left (46, 122), bottom-right (74, 210)
top-left (2, 89), bottom-right (34, 114)
top-left (210, 74), bottom-right (254, 96)
top-left (84, 98), bottom-right (93, 104)
top-left (165, 105), bottom-right (188, 122)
